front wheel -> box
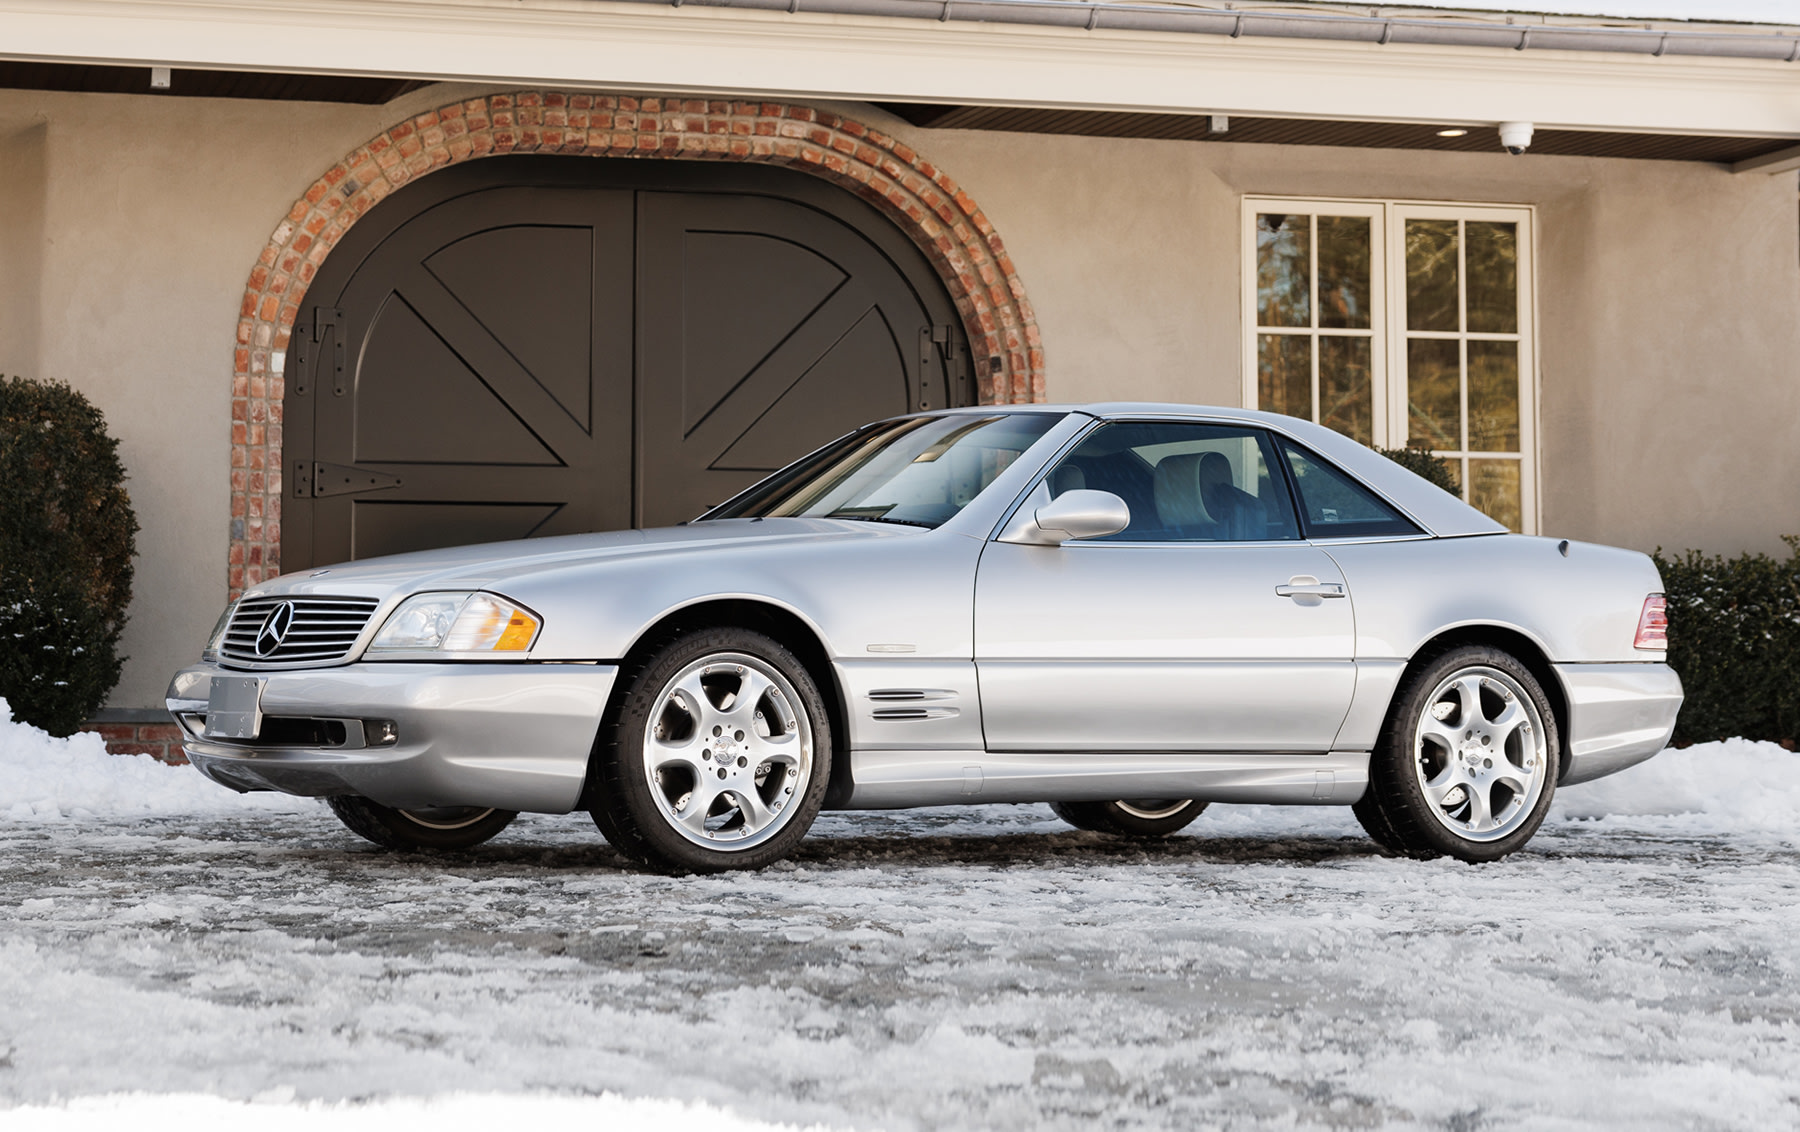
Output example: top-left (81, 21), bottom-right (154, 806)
top-left (325, 795), bottom-right (517, 851)
top-left (1050, 798), bottom-right (1209, 838)
top-left (1353, 645), bottom-right (1559, 862)
top-left (590, 627), bottom-right (831, 873)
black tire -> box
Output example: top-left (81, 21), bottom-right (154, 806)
top-left (1353, 644), bottom-right (1560, 863)
top-left (325, 795), bottom-right (517, 851)
top-left (589, 627), bottom-right (832, 873)
top-left (1050, 798), bottom-right (1209, 839)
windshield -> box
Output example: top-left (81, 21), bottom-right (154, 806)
top-left (704, 413), bottom-right (1066, 529)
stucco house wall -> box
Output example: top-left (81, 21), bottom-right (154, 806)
top-left (0, 85), bottom-right (1794, 709)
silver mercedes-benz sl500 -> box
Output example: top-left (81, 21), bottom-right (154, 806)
top-left (168, 404), bottom-right (1681, 870)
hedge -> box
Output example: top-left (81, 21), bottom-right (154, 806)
top-left (1652, 538), bottom-right (1800, 747)
top-left (0, 376), bottom-right (139, 736)
top-left (1375, 446), bottom-right (1460, 496)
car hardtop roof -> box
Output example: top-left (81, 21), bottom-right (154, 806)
top-left (919, 402), bottom-right (1507, 538)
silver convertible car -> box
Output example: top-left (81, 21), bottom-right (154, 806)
top-left (168, 405), bottom-right (1681, 871)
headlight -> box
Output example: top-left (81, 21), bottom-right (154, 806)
top-left (201, 601), bottom-right (237, 662)
top-left (367, 592), bottom-right (541, 656)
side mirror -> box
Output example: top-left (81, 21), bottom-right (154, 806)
top-left (1000, 489), bottom-right (1130, 546)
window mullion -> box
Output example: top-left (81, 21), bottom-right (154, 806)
top-left (1456, 219), bottom-right (1470, 500)
top-left (1388, 203), bottom-right (1407, 451)
top-left (1310, 214), bottom-right (1321, 426)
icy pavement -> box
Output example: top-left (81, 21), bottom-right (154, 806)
top-left (2, 709), bottom-right (1799, 1130)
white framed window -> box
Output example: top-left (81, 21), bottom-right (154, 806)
top-left (1241, 198), bottom-right (1538, 533)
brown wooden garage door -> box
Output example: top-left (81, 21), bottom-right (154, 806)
top-left (281, 156), bottom-right (971, 570)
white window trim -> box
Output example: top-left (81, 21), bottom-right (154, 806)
top-left (1240, 196), bottom-right (1540, 535)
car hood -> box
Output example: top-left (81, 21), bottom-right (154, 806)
top-left (241, 518), bottom-right (916, 603)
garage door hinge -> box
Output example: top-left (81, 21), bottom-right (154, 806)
top-left (918, 324), bottom-right (966, 410)
top-left (293, 461), bottom-right (402, 499)
top-left (291, 307), bottom-right (347, 398)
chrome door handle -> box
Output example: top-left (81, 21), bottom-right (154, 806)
top-left (1275, 582), bottom-right (1346, 598)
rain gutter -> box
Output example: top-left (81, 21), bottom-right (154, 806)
top-left (644, 0), bottom-right (1800, 62)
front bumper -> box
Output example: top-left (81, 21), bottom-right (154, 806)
top-left (166, 662), bottom-right (619, 813)
top-left (1553, 661), bottom-right (1683, 785)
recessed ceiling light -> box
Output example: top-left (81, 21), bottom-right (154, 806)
top-left (1437, 128), bottom-right (1469, 138)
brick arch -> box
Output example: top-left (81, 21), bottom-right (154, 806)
top-left (229, 90), bottom-right (1045, 593)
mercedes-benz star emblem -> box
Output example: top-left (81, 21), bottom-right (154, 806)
top-left (254, 602), bottom-right (296, 658)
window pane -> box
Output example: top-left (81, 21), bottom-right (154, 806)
top-left (1465, 221), bottom-right (1518, 333)
top-left (1405, 219), bottom-right (1460, 332)
top-left (1467, 340), bottom-right (1520, 452)
top-left (1319, 336), bottom-right (1373, 446)
top-left (1050, 421), bottom-right (1300, 542)
top-left (1406, 338), bottom-right (1461, 450)
top-left (1256, 213), bottom-right (1310, 328)
top-left (1281, 441), bottom-right (1421, 539)
top-left (1317, 216), bottom-right (1372, 330)
top-left (1257, 333), bottom-right (1312, 420)
top-left (1470, 458), bottom-right (1523, 532)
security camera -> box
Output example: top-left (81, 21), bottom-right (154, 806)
top-left (1498, 121), bottom-right (1534, 155)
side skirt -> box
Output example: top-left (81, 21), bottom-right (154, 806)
top-left (837, 749), bottom-right (1370, 809)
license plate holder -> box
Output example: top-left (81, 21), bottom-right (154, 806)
top-left (205, 676), bottom-right (265, 739)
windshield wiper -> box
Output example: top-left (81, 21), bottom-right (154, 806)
top-left (822, 510), bottom-right (933, 528)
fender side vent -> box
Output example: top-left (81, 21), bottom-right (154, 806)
top-left (871, 707), bottom-right (960, 721)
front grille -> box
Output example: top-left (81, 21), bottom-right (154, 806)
top-left (220, 596), bottom-right (381, 665)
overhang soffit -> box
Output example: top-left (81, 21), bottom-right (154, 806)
top-left (4, 0), bottom-right (1800, 137)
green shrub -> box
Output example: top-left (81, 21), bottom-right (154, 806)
top-left (0, 376), bottom-right (138, 736)
top-left (1652, 537), bottom-right (1800, 747)
top-left (1376, 445), bottom-right (1459, 495)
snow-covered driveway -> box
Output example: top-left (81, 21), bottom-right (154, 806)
top-left (3, 716), bottom-right (1798, 1130)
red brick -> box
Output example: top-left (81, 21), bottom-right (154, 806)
top-left (106, 742), bottom-right (169, 759)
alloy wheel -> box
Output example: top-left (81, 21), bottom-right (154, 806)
top-left (1411, 665), bottom-right (1550, 843)
top-left (641, 651), bottom-right (814, 851)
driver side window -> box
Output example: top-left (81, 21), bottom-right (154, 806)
top-left (1047, 421), bottom-right (1301, 542)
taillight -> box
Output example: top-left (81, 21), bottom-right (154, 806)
top-left (1634, 594), bottom-right (1668, 650)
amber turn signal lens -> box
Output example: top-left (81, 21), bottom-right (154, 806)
top-left (495, 610), bottom-right (539, 651)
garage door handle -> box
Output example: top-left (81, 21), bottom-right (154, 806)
top-left (1275, 581), bottom-right (1346, 599)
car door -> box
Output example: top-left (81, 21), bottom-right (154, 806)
top-left (974, 419), bottom-right (1358, 753)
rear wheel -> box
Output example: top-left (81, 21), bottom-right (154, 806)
top-left (325, 795), bottom-right (517, 851)
top-left (1354, 644), bottom-right (1559, 862)
top-left (1050, 798), bottom-right (1209, 839)
top-left (590, 627), bottom-right (831, 873)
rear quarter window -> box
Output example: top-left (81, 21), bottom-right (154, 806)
top-left (1280, 441), bottom-right (1422, 539)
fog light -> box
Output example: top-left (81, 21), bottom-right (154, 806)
top-left (367, 719), bottom-right (399, 746)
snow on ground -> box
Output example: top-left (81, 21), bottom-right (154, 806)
top-left (4, 1092), bottom-right (827, 1132)
top-left (0, 700), bottom-right (308, 822)
top-left (4, 701), bottom-right (1799, 1129)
